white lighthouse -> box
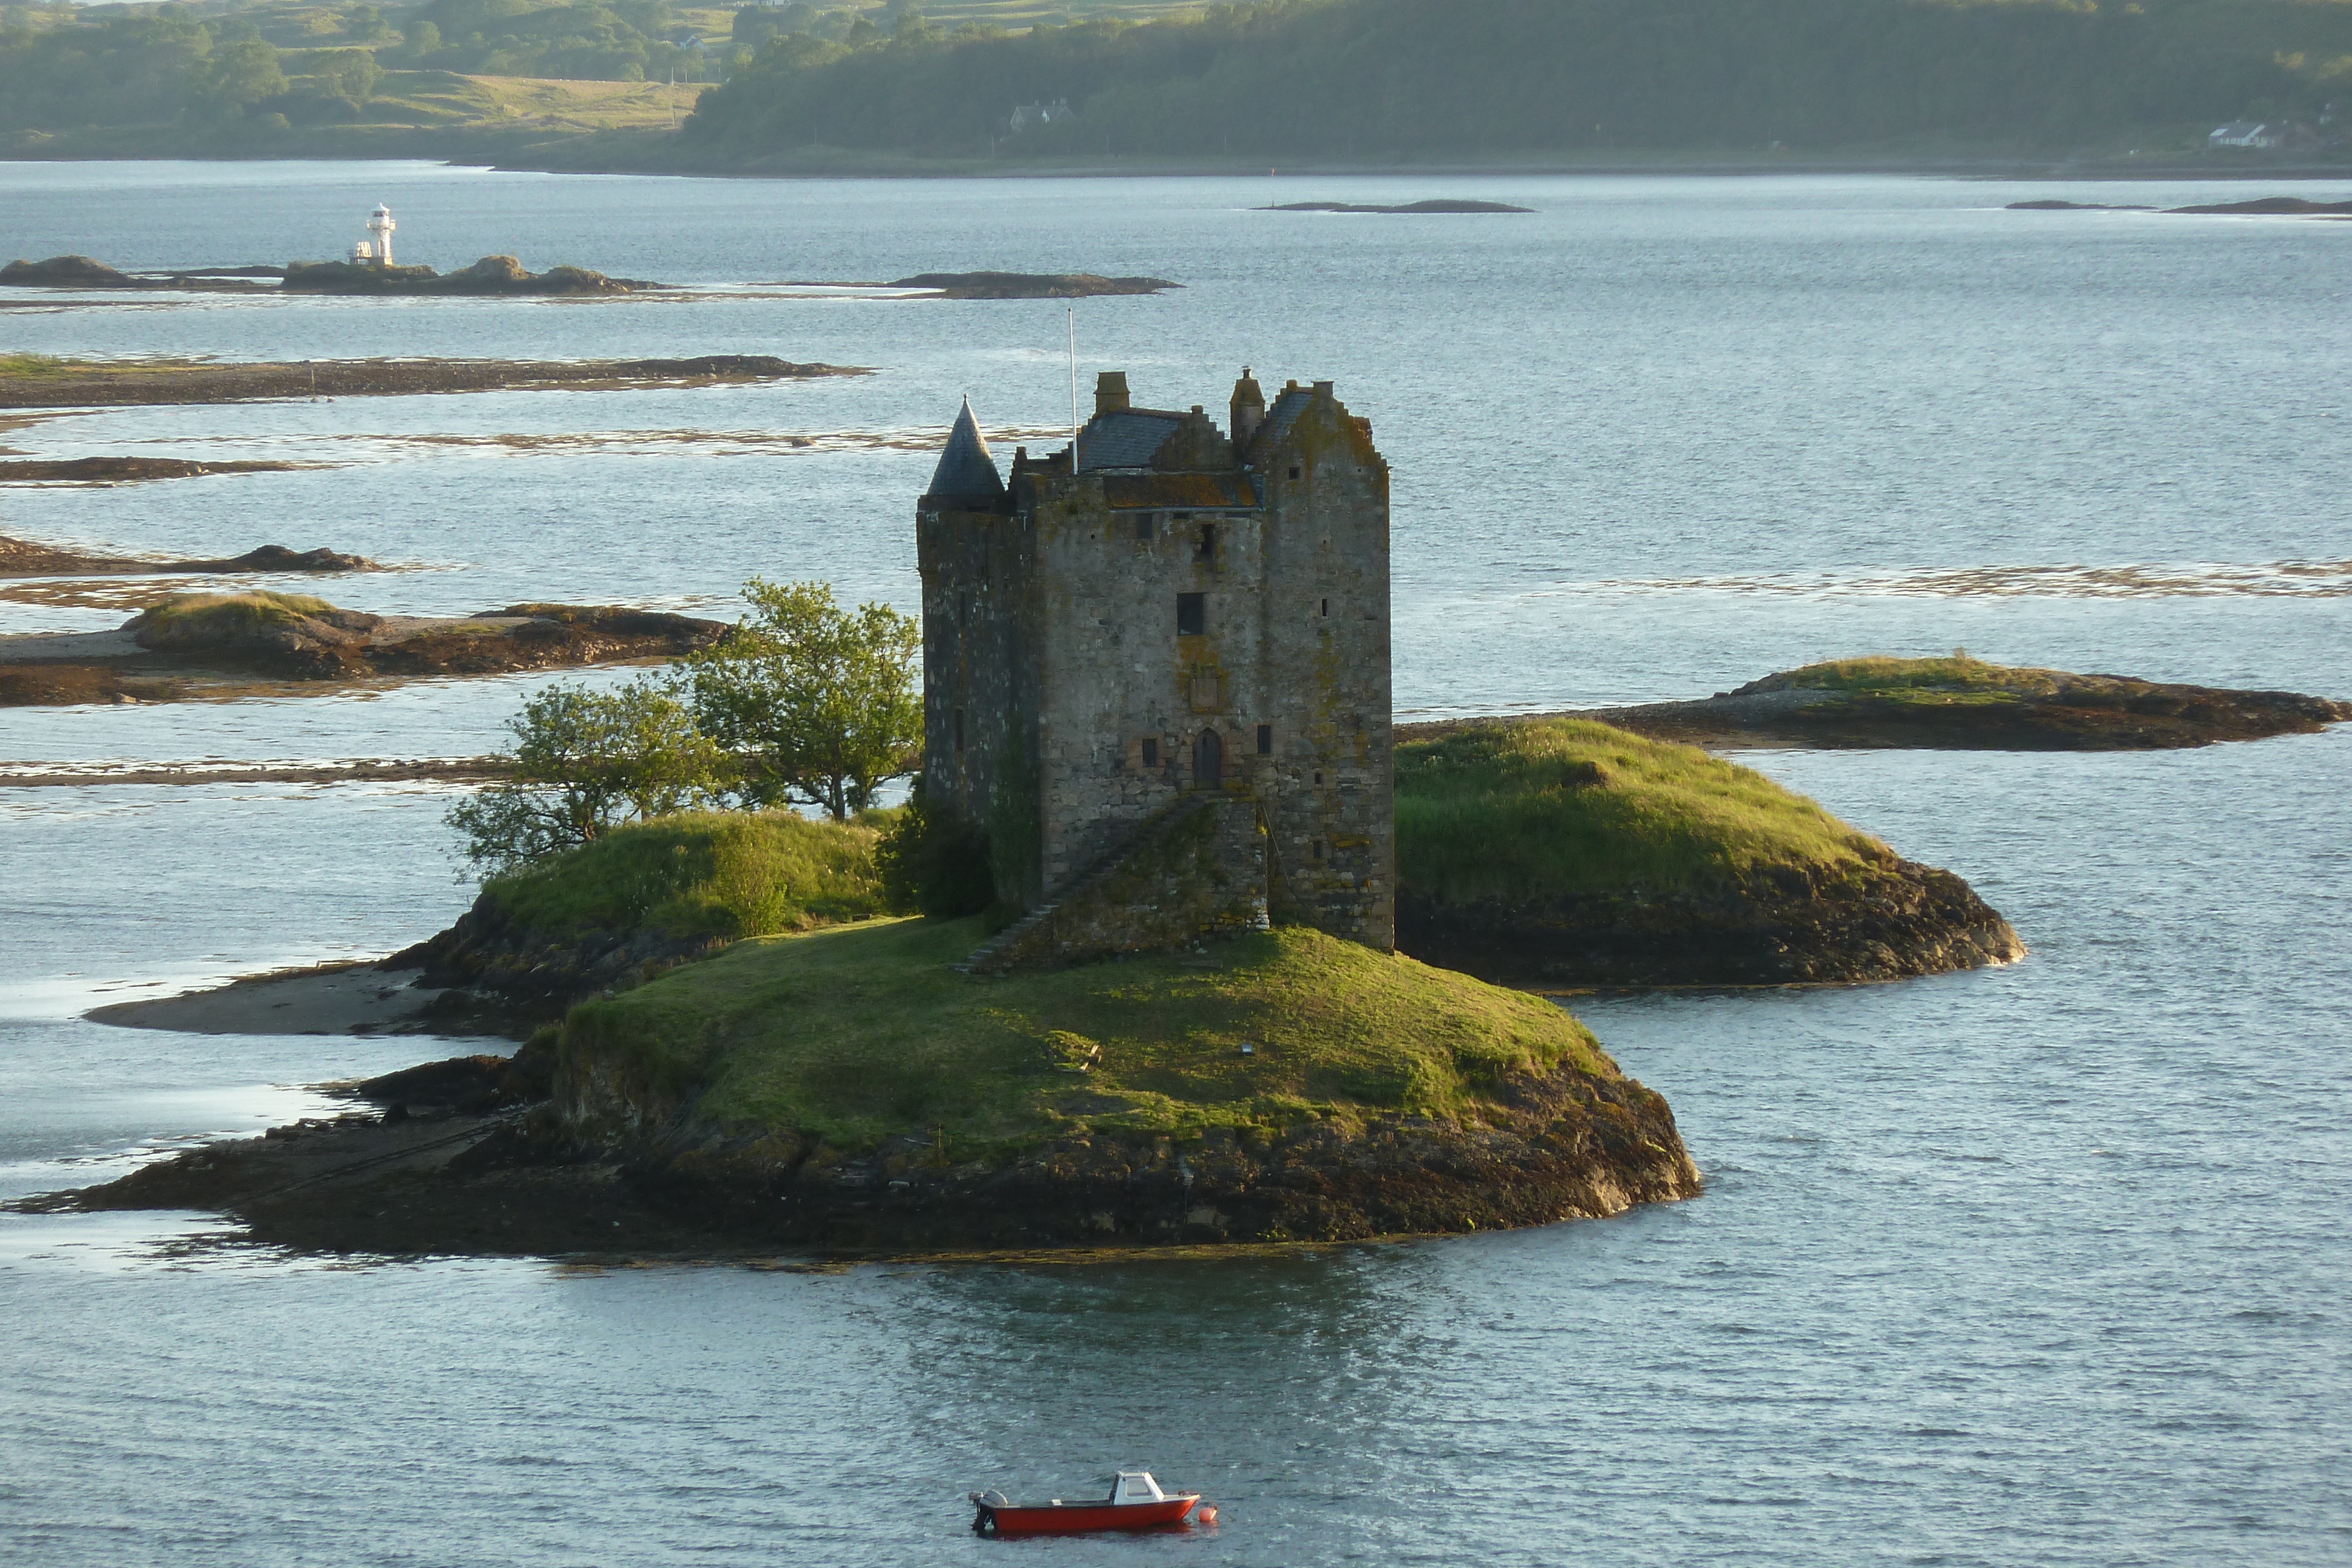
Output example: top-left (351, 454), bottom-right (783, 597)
top-left (362, 203), bottom-right (396, 267)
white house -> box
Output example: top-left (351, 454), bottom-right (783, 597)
top-left (2209, 121), bottom-right (2281, 149)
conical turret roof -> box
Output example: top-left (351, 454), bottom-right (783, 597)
top-left (925, 396), bottom-right (1004, 503)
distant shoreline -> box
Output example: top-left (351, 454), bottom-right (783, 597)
top-left (4, 141), bottom-right (2349, 184)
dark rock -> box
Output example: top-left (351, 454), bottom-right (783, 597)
top-left (1396, 855), bottom-right (2025, 989)
top-left (280, 255), bottom-right (656, 295)
top-left (2006, 199), bottom-right (2154, 211)
top-left (887, 271), bottom-right (1180, 298)
top-left (1260, 199), bottom-right (1534, 213)
top-left (2168, 196), bottom-right (2352, 215)
top-left (0, 456), bottom-right (302, 484)
top-left (1, 255), bottom-right (141, 287)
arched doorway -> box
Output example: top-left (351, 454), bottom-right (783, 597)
top-left (1194, 728), bottom-right (1222, 790)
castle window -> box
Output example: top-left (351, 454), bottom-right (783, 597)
top-left (953, 708), bottom-right (965, 753)
top-left (1256, 724), bottom-right (1272, 754)
top-left (1142, 738), bottom-right (1159, 768)
top-left (1135, 513), bottom-right (1154, 542)
top-left (1288, 464), bottom-right (1302, 480)
top-left (1314, 771), bottom-right (1323, 785)
top-left (1177, 592), bottom-right (1205, 636)
top-left (1312, 839), bottom-right (1328, 861)
top-left (1196, 523), bottom-right (1218, 563)
top-left (1320, 598), bottom-right (1329, 617)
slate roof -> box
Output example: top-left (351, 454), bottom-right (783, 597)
top-left (1075, 409), bottom-right (1183, 471)
top-left (1243, 387), bottom-right (1314, 465)
top-left (924, 397), bottom-right (1004, 502)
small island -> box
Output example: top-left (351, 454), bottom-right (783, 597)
top-left (1555, 656), bottom-right (2351, 750)
top-left (4, 252), bottom-right (660, 295)
top-left (0, 590), bottom-right (729, 705)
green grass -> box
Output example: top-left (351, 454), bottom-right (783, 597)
top-left (1396, 717), bottom-right (1884, 904)
top-left (135, 590), bottom-right (339, 633)
top-left (487, 808), bottom-right (889, 940)
top-left (1758, 654), bottom-right (2054, 696)
top-left (0, 353), bottom-right (68, 378)
top-left (561, 918), bottom-right (1610, 1152)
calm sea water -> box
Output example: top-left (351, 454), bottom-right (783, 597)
top-left (2, 165), bottom-right (2348, 1566)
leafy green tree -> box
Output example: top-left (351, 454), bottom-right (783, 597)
top-left (186, 27), bottom-right (287, 123)
top-left (874, 778), bottom-right (993, 917)
top-left (449, 677), bottom-right (724, 875)
top-left (681, 577), bottom-right (921, 821)
top-left (309, 46), bottom-right (382, 101)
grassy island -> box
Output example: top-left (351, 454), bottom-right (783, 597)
top-left (1394, 716), bottom-right (2023, 987)
top-left (1575, 656), bottom-right (2350, 751)
top-left (561, 917), bottom-right (1609, 1151)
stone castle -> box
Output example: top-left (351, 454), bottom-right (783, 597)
top-left (917, 369), bottom-right (1394, 968)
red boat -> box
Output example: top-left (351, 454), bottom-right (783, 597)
top-left (969, 1470), bottom-right (1212, 1536)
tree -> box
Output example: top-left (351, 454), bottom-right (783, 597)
top-left (681, 577), bottom-right (921, 821)
top-left (185, 27), bottom-right (287, 123)
top-left (448, 677), bottom-right (723, 875)
top-left (310, 46), bottom-right (382, 102)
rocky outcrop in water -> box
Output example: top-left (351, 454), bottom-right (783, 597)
top-left (886, 271), bottom-right (1180, 297)
top-left (280, 255), bottom-right (659, 295)
top-left (0, 533), bottom-right (376, 577)
top-left (1399, 855), bottom-right (2024, 988)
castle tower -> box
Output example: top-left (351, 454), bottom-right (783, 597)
top-left (916, 370), bottom-right (1394, 959)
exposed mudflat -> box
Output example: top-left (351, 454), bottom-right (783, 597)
top-left (0, 354), bottom-right (864, 409)
top-left (86, 960), bottom-right (471, 1036)
top-left (0, 456), bottom-right (308, 484)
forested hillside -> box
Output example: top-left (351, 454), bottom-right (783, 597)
top-left (686, 0), bottom-right (2352, 158)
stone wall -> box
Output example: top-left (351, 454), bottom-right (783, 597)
top-left (968, 798), bottom-right (1269, 973)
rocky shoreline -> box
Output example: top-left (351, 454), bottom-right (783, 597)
top-left (27, 1047), bottom-right (1699, 1256)
top-left (1399, 854), bottom-right (2024, 988)
top-left (1, 534), bottom-right (375, 576)
top-left (0, 353), bottom-right (862, 409)
top-left (0, 599), bottom-right (729, 705)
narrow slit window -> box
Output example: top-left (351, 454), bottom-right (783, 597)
top-left (1312, 839), bottom-right (1328, 861)
top-left (1319, 597), bottom-right (1329, 617)
top-left (1256, 724), bottom-right (1272, 755)
top-left (1196, 523), bottom-right (1218, 562)
top-left (1141, 738), bottom-right (1159, 768)
top-left (1176, 592), bottom-right (1205, 636)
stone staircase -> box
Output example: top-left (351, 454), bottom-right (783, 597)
top-left (954, 795), bottom-right (1226, 975)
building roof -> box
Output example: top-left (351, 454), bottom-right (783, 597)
top-left (1102, 473), bottom-right (1263, 510)
top-left (1076, 409), bottom-right (1184, 471)
top-left (925, 397), bottom-right (1004, 503)
top-left (1244, 386), bottom-right (1315, 465)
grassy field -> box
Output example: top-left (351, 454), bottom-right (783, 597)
top-left (354, 71), bottom-right (704, 132)
top-left (1396, 717), bottom-right (1885, 905)
top-left (488, 809), bottom-right (889, 940)
top-left (562, 917), bottom-right (1611, 1151)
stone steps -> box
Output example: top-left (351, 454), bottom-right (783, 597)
top-left (955, 795), bottom-right (1222, 975)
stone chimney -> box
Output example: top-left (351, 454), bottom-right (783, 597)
top-left (1230, 366), bottom-right (1265, 450)
top-left (1095, 370), bottom-right (1131, 416)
